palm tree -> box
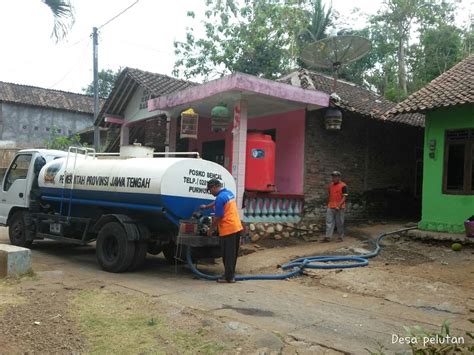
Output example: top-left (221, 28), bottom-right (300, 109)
top-left (42, 0), bottom-right (75, 41)
top-left (300, 0), bottom-right (332, 43)
top-left (297, 0), bottom-right (332, 68)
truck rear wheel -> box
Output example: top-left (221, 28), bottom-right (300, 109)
top-left (128, 242), bottom-right (147, 271)
top-left (96, 222), bottom-right (135, 273)
top-left (9, 211), bottom-right (33, 248)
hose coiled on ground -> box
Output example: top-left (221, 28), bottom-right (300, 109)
top-left (186, 227), bottom-right (417, 281)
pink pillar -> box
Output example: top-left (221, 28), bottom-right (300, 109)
top-left (231, 100), bottom-right (248, 214)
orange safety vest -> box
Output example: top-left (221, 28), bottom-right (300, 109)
top-left (328, 182), bottom-right (348, 209)
top-left (214, 188), bottom-right (243, 237)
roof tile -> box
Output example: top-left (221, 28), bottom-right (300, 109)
top-left (279, 68), bottom-right (424, 126)
top-left (0, 81), bottom-right (97, 114)
top-left (384, 55), bottom-right (474, 122)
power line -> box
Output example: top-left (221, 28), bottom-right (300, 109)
top-left (98, 0), bottom-right (140, 30)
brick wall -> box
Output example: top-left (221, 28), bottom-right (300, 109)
top-left (303, 109), bottom-right (424, 222)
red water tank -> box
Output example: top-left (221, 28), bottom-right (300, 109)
top-left (245, 132), bottom-right (276, 192)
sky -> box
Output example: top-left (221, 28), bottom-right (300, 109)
top-left (0, 0), bottom-right (471, 94)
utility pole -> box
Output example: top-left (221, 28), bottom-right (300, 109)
top-left (92, 27), bottom-right (100, 151)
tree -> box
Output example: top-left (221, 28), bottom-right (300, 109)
top-left (298, 0), bottom-right (332, 44)
top-left (44, 127), bottom-right (84, 151)
top-left (173, 0), bottom-right (312, 80)
top-left (42, 0), bottom-right (75, 42)
top-left (409, 24), bottom-right (463, 90)
top-left (296, 0), bottom-right (333, 69)
top-left (370, 0), bottom-right (456, 97)
top-left (83, 68), bottom-right (122, 98)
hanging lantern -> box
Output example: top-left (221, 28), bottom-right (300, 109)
top-left (324, 107), bottom-right (343, 130)
top-left (180, 108), bottom-right (199, 139)
top-left (211, 102), bottom-right (231, 132)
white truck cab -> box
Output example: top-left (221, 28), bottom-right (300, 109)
top-left (0, 149), bottom-right (67, 225)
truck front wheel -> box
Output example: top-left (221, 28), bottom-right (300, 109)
top-left (96, 222), bottom-right (135, 273)
top-left (9, 211), bottom-right (32, 248)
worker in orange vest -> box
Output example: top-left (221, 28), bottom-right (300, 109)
top-left (200, 179), bottom-right (243, 283)
top-left (321, 171), bottom-right (348, 242)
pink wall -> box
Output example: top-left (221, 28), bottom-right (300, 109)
top-left (248, 110), bottom-right (305, 195)
top-left (190, 109), bottom-right (305, 195)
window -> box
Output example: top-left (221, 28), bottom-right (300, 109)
top-left (34, 126), bottom-right (39, 131)
top-left (443, 129), bottom-right (474, 195)
top-left (3, 154), bottom-right (32, 191)
top-left (139, 89), bottom-right (156, 110)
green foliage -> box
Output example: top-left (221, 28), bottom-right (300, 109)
top-left (44, 126), bottom-right (84, 151)
top-left (362, 0), bottom-right (469, 101)
top-left (173, 0), bottom-right (312, 80)
top-left (83, 68), bottom-right (122, 98)
top-left (174, 0), bottom-right (470, 103)
top-left (402, 320), bottom-right (473, 353)
top-left (42, 0), bottom-right (75, 42)
top-left (295, 0), bottom-right (333, 69)
top-left (410, 24), bottom-right (463, 91)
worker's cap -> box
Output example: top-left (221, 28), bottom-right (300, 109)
top-left (330, 171), bottom-right (341, 176)
top-left (206, 178), bottom-right (222, 189)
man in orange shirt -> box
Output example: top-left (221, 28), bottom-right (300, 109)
top-left (200, 179), bottom-right (243, 283)
top-left (322, 171), bottom-right (348, 243)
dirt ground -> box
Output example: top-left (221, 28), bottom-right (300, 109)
top-left (0, 223), bottom-right (473, 354)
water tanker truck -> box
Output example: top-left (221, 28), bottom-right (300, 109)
top-left (0, 146), bottom-right (235, 272)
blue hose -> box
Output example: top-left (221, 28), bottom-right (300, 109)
top-left (186, 227), bottom-right (417, 281)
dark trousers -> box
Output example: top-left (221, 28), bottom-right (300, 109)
top-left (220, 231), bottom-right (241, 281)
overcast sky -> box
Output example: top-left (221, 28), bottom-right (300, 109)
top-left (0, 0), bottom-right (471, 94)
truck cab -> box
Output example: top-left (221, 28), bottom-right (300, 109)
top-left (0, 149), bottom-right (67, 225)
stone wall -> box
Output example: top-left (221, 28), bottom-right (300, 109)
top-left (247, 221), bottom-right (324, 242)
top-left (303, 110), bottom-right (424, 223)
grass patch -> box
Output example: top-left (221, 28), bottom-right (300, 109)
top-left (0, 270), bottom-right (38, 286)
top-left (72, 289), bottom-right (226, 354)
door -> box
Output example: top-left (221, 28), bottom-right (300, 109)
top-left (202, 140), bottom-right (225, 166)
top-left (0, 153), bottom-right (33, 224)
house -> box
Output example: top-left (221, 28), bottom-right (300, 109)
top-left (384, 54), bottom-right (474, 234)
top-left (96, 67), bottom-right (196, 152)
top-left (100, 67), bottom-right (424, 225)
top-left (0, 81), bottom-right (96, 148)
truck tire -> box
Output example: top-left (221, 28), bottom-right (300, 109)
top-left (128, 242), bottom-right (147, 271)
top-left (96, 222), bottom-right (135, 273)
top-left (9, 211), bottom-right (33, 248)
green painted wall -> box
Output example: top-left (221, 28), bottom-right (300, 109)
top-left (419, 104), bottom-right (474, 233)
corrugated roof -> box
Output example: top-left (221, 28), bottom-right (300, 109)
top-left (279, 68), bottom-right (425, 126)
top-left (384, 55), bottom-right (474, 121)
top-left (0, 81), bottom-right (97, 114)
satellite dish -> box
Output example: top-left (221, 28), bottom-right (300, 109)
top-left (300, 35), bottom-right (372, 91)
top-left (299, 35), bottom-right (372, 131)
top-left (300, 35), bottom-right (372, 69)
